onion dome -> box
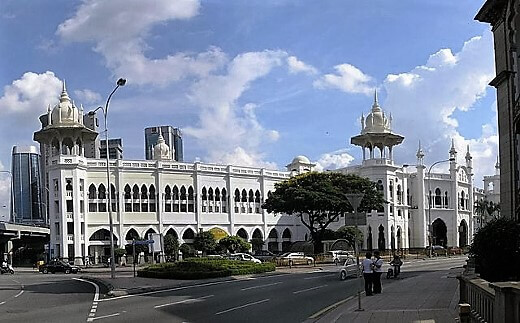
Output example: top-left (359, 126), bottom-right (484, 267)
top-left (50, 81), bottom-right (81, 126)
top-left (292, 155), bottom-right (311, 164)
top-left (362, 90), bottom-right (391, 134)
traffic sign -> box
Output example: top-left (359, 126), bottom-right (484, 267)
top-left (133, 240), bottom-right (154, 245)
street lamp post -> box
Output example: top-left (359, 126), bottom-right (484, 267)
top-left (344, 193), bottom-right (365, 312)
top-left (427, 158), bottom-right (454, 258)
top-left (92, 78), bottom-right (126, 279)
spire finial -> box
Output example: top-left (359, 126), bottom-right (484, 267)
top-left (374, 89), bottom-right (378, 105)
top-left (60, 79), bottom-right (70, 103)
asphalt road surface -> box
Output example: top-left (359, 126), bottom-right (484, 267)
top-left (0, 256), bottom-right (466, 323)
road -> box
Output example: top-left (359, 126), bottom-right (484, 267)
top-left (0, 256), bottom-right (466, 323)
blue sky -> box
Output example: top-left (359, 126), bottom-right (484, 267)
top-left (0, 0), bottom-right (497, 219)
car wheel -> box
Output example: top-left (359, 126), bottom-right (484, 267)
top-left (340, 271), bottom-right (347, 281)
top-left (65, 269), bottom-right (71, 274)
top-left (307, 259), bottom-right (312, 265)
top-left (43, 268), bottom-right (48, 274)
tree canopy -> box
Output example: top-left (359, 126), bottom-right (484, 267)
top-left (219, 236), bottom-right (251, 253)
top-left (263, 172), bottom-right (385, 253)
top-left (193, 231), bottom-right (218, 255)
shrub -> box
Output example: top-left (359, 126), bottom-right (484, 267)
top-left (469, 218), bottom-right (520, 282)
top-left (137, 258), bottom-right (275, 279)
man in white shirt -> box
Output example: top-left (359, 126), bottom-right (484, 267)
top-left (372, 251), bottom-right (384, 294)
top-left (361, 252), bottom-right (373, 296)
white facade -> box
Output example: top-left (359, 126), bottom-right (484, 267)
top-left (332, 92), bottom-right (498, 252)
top-left (34, 83), bottom-right (311, 264)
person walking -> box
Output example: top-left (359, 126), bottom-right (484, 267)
top-left (372, 251), bottom-right (384, 294)
top-left (361, 252), bottom-right (373, 296)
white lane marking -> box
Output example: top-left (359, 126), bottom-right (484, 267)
top-left (73, 278), bottom-right (100, 322)
top-left (293, 285), bottom-right (327, 294)
top-left (13, 290), bottom-right (24, 298)
top-left (0, 301), bottom-right (5, 305)
top-left (90, 313), bottom-right (120, 321)
top-left (215, 298), bottom-right (270, 315)
top-left (304, 274), bottom-right (335, 280)
top-left (100, 274), bottom-right (291, 302)
top-left (241, 282), bottom-right (282, 291)
top-left (154, 294), bottom-right (214, 309)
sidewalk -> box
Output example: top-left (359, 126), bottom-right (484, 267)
top-left (308, 266), bottom-right (462, 323)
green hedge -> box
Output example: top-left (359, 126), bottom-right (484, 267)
top-left (137, 258), bottom-right (275, 279)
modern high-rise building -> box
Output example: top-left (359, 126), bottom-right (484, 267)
top-left (83, 111), bottom-right (101, 159)
top-left (11, 146), bottom-right (45, 224)
top-left (144, 126), bottom-right (183, 161)
top-left (100, 139), bottom-right (123, 160)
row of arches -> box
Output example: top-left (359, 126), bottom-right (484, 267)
top-left (88, 226), bottom-right (294, 248)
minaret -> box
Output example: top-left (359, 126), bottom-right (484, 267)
top-left (465, 145), bottom-right (473, 175)
top-left (416, 141), bottom-right (427, 247)
top-left (47, 104), bottom-right (52, 126)
top-left (449, 139), bottom-right (457, 171)
top-left (449, 139), bottom-right (459, 246)
top-left (495, 155), bottom-right (500, 175)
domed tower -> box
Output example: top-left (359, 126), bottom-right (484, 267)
top-left (351, 90), bottom-right (404, 162)
top-left (153, 132), bottom-right (173, 161)
top-left (286, 155), bottom-right (315, 175)
top-left (34, 81), bottom-right (98, 159)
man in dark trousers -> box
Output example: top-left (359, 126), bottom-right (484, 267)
top-left (372, 251), bottom-right (384, 294)
top-left (361, 252), bottom-right (373, 296)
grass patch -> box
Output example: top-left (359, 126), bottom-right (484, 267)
top-left (137, 258), bottom-right (276, 279)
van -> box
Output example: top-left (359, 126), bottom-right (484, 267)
top-left (328, 250), bottom-right (351, 265)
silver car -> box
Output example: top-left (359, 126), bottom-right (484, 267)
top-left (339, 257), bottom-right (359, 280)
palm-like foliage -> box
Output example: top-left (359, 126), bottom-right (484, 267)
top-left (262, 172), bottom-right (385, 253)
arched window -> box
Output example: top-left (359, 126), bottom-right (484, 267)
top-left (164, 185), bottom-right (172, 212)
top-left (141, 185), bottom-right (148, 212)
top-left (172, 186), bottom-right (178, 200)
top-left (66, 180), bottom-right (73, 191)
top-left (202, 187), bottom-right (207, 201)
top-left (182, 228), bottom-right (195, 240)
top-left (255, 190), bottom-right (261, 203)
top-left (132, 185), bottom-right (140, 212)
top-left (396, 185), bottom-right (402, 204)
top-left (435, 188), bottom-right (442, 207)
top-left (221, 188), bottom-right (227, 201)
top-left (389, 181), bottom-right (394, 199)
top-left (460, 191), bottom-right (465, 209)
top-left (208, 187), bottom-right (214, 201)
top-left (180, 186), bottom-right (187, 212)
top-left (248, 189), bottom-right (254, 202)
top-left (188, 186), bottom-right (195, 212)
top-left (444, 192), bottom-right (448, 208)
top-left (377, 180), bottom-right (384, 191)
top-left (241, 189), bottom-right (248, 202)
top-left (149, 185), bottom-right (156, 212)
top-left (88, 184), bottom-right (97, 199)
top-left (234, 189), bottom-right (240, 202)
top-left (132, 185), bottom-right (139, 200)
top-left (110, 184), bottom-right (116, 200)
top-left (125, 228), bottom-right (139, 241)
top-left (124, 185), bottom-right (131, 212)
top-left (97, 184), bottom-right (107, 212)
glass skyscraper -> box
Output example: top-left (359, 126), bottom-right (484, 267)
top-left (11, 146), bottom-right (45, 224)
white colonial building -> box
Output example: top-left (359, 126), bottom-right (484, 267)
top-left (32, 83), bottom-right (498, 264)
top-left (332, 92), bottom-right (499, 252)
top-left (33, 83), bottom-right (313, 264)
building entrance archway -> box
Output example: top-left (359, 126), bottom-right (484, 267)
top-left (432, 218), bottom-right (447, 247)
top-left (459, 219), bottom-right (468, 247)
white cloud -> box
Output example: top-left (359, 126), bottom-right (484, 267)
top-left (74, 89), bottom-right (102, 104)
top-left (314, 63), bottom-right (375, 95)
top-left (382, 31), bottom-right (497, 184)
top-left (184, 50), bottom-right (286, 168)
top-left (287, 56), bottom-right (317, 75)
top-left (56, 0), bottom-right (228, 86)
top-left (314, 149), bottom-right (355, 172)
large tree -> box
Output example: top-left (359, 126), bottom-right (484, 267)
top-left (193, 231), bottom-right (218, 256)
top-left (263, 172), bottom-right (385, 253)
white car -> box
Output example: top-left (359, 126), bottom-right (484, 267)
top-left (339, 257), bottom-right (359, 280)
top-left (279, 252), bottom-right (314, 266)
top-left (328, 250), bottom-right (352, 265)
top-left (229, 253), bottom-right (262, 264)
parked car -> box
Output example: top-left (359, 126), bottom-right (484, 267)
top-left (229, 253), bottom-right (262, 264)
top-left (253, 250), bottom-right (277, 262)
top-left (279, 252), bottom-right (314, 266)
top-left (339, 257), bottom-right (359, 280)
top-left (328, 250), bottom-right (352, 265)
top-left (39, 260), bottom-right (80, 274)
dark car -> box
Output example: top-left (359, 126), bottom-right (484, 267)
top-left (253, 250), bottom-right (277, 262)
top-left (39, 260), bottom-right (80, 274)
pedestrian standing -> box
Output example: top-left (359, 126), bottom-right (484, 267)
top-left (372, 251), bottom-right (384, 294)
top-left (361, 252), bottom-right (373, 296)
